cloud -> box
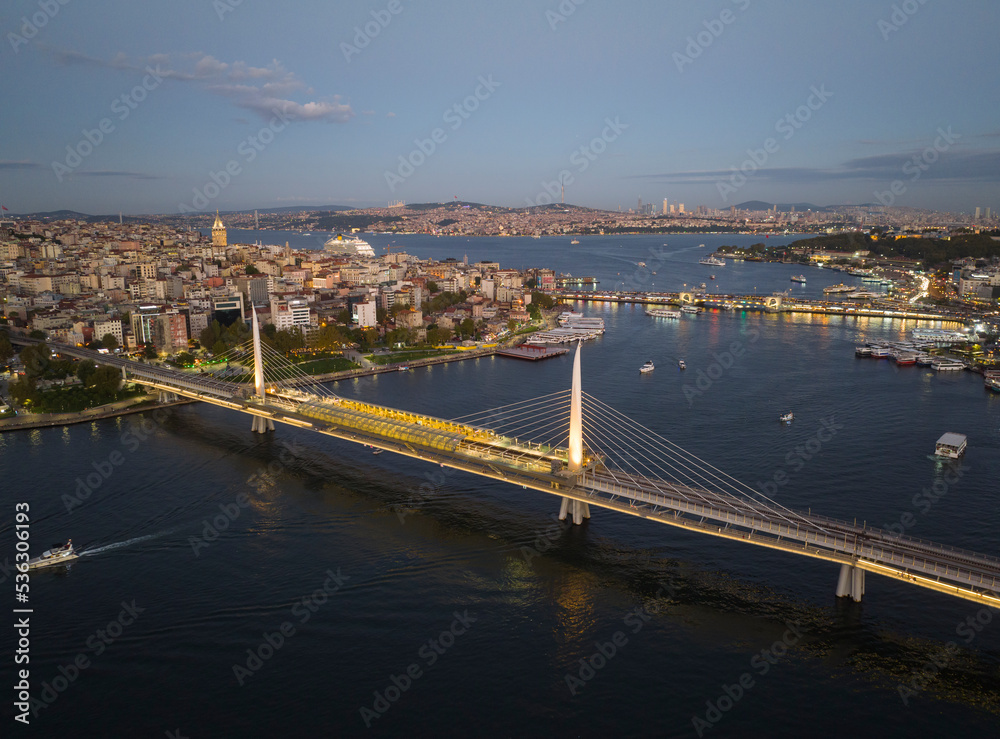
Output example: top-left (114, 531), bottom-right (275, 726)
top-left (45, 48), bottom-right (354, 123)
top-left (0, 160), bottom-right (42, 170)
top-left (631, 150), bottom-right (1000, 186)
top-left (386, 112), bottom-right (396, 118)
top-left (76, 171), bottom-right (163, 179)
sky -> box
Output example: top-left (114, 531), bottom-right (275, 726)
top-left (1, 0), bottom-right (998, 215)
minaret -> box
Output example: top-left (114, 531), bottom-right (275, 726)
top-left (212, 210), bottom-right (228, 247)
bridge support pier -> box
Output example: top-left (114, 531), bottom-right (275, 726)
top-left (251, 415), bottom-right (275, 434)
top-left (558, 497), bottom-right (590, 525)
top-left (157, 390), bottom-right (179, 404)
top-left (835, 563), bottom-right (865, 602)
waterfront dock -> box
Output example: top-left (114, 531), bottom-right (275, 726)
top-left (497, 345), bottom-right (570, 361)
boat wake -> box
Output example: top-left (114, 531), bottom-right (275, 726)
top-left (79, 532), bottom-right (166, 556)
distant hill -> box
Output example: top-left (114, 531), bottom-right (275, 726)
top-left (733, 201), bottom-right (825, 212)
top-left (9, 210), bottom-right (148, 224)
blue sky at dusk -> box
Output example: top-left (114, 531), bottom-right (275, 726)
top-left (2, 0), bottom-right (998, 215)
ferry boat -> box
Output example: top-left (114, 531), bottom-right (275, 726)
top-left (870, 346), bottom-right (892, 358)
top-left (28, 540), bottom-right (77, 570)
top-left (790, 275), bottom-right (807, 283)
top-left (931, 359), bottom-right (965, 371)
top-left (934, 432), bottom-right (967, 459)
top-left (855, 346), bottom-right (872, 357)
top-left (892, 353), bottom-right (917, 365)
top-left (645, 308), bottom-right (681, 318)
top-left (699, 255), bottom-right (726, 267)
top-left (986, 376), bottom-right (1000, 393)
top-left (779, 412), bottom-right (794, 424)
top-left (639, 361), bottom-right (655, 374)
top-left (823, 284), bottom-right (855, 294)
top-left (679, 305), bottom-right (701, 314)
top-left (915, 354), bottom-right (935, 366)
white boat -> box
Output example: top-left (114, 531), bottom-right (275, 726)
top-left (779, 413), bottom-right (794, 423)
top-left (639, 361), bottom-right (655, 374)
top-left (790, 275), bottom-right (806, 283)
top-left (855, 346), bottom-right (872, 356)
top-left (931, 360), bottom-right (965, 371)
top-left (678, 359), bottom-right (686, 369)
top-left (823, 284), bottom-right (854, 294)
top-left (645, 308), bottom-right (681, 318)
top-left (28, 540), bottom-right (77, 570)
top-left (934, 432), bottom-right (967, 459)
top-left (699, 255), bottom-right (726, 266)
top-left (570, 239), bottom-right (580, 244)
top-left (680, 305), bottom-right (701, 314)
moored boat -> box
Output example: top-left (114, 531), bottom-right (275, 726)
top-left (680, 305), bottom-right (701, 314)
top-left (931, 360), bottom-right (965, 371)
top-left (855, 346), bottom-right (872, 357)
top-left (790, 275), bottom-right (806, 283)
top-left (28, 540), bottom-right (78, 570)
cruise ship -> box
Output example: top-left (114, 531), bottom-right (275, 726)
top-left (323, 234), bottom-right (375, 258)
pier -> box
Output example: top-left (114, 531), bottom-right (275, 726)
top-left (551, 289), bottom-right (967, 323)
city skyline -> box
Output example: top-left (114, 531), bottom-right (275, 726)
top-left (2, 0), bottom-right (999, 215)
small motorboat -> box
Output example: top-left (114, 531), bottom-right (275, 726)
top-left (678, 360), bottom-right (686, 370)
top-left (639, 361), bottom-right (655, 374)
top-left (372, 449), bottom-right (384, 455)
top-left (779, 413), bottom-right (794, 424)
top-left (28, 540), bottom-right (78, 570)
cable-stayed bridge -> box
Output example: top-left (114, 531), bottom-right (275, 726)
top-left (13, 321), bottom-right (1000, 609)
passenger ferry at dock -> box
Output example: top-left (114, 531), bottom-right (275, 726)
top-left (679, 305), bottom-right (701, 314)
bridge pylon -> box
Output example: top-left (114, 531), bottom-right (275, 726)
top-left (250, 307), bottom-right (274, 434)
top-left (559, 341), bottom-right (590, 525)
top-left (835, 563), bottom-right (865, 602)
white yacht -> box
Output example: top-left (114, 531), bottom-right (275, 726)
top-left (28, 540), bottom-right (78, 570)
top-left (639, 361), bottom-right (655, 374)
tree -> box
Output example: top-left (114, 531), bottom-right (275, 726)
top-left (313, 324), bottom-right (345, 349)
top-left (426, 281), bottom-right (439, 293)
top-left (0, 332), bottom-right (12, 364)
top-left (143, 345), bottom-right (158, 359)
top-left (20, 343), bottom-right (50, 379)
top-left (175, 351), bottom-right (195, 366)
top-left (101, 333), bottom-right (119, 350)
top-left (90, 365), bottom-right (122, 397)
top-left (426, 327), bottom-right (452, 346)
top-left (245, 264), bottom-right (260, 275)
top-left (76, 359), bottom-right (97, 385)
top-left (507, 319), bottom-right (518, 332)
top-left (458, 318), bottom-right (476, 339)
top-left (29, 329), bottom-right (47, 340)
top-left (8, 376), bottom-right (37, 407)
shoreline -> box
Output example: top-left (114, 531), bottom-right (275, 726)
top-left (0, 397), bottom-right (196, 432)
